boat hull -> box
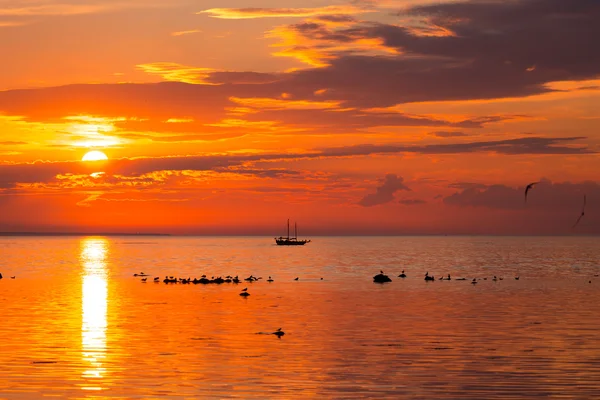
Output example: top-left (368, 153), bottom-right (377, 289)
top-left (275, 238), bottom-right (311, 246)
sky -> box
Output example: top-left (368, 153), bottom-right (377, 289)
top-left (0, 0), bottom-right (599, 235)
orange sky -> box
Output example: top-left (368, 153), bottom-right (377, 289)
top-left (1, 0), bottom-right (599, 234)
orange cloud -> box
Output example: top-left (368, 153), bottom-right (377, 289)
top-left (136, 63), bottom-right (218, 85)
top-left (199, 6), bottom-right (370, 20)
top-left (171, 29), bottom-right (202, 37)
top-left (229, 97), bottom-right (342, 110)
top-left (266, 24), bottom-right (398, 67)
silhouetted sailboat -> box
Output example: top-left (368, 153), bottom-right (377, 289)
top-left (275, 219), bottom-right (311, 246)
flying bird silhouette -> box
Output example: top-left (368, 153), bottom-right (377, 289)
top-left (524, 182), bottom-right (539, 204)
top-left (572, 194), bottom-right (587, 229)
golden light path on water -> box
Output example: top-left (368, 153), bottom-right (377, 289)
top-left (80, 238), bottom-right (108, 391)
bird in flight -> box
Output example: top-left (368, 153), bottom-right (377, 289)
top-left (524, 182), bottom-right (539, 204)
top-left (572, 194), bottom-right (587, 229)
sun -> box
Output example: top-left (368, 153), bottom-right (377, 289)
top-left (82, 150), bottom-right (108, 162)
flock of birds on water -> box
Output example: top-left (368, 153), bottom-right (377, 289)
top-left (373, 270), bottom-right (519, 283)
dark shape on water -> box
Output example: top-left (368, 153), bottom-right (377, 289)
top-left (398, 270), bottom-right (406, 278)
top-left (273, 328), bottom-right (285, 338)
top-left (267, 276), bottom-right (274, 282)
top-left (524, 181), bottom-right (539, 204)
top-left (471, 278), bottom-right (478, 285)
top-left (515, 276), bottom-right (520, 280)
top-left (294, 277), bottom-right (299, 281)
top-left (373, 272), bottom-right (392, 283)
top-left (424, 272), bottom-right (435, 281)
top-left (240, 290), bottom-right (250, 297)
top-left (275, 219), bottom-right (311, 245)
top-left (572, 194), bottom-right (586, 229)
top-left (0, 272), bottom-right (2, 279)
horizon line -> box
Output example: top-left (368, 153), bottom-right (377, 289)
top-left (0, 232), bottom-right (598, 238)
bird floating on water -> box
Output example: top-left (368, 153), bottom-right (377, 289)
top-left (572, 194), bottom-right (586, 229)
top-left (273, 328), bottom-right (285, 338)
top-left (398, 270), bottom-right (406, 278)
top-left (373, 271), bottom-right (392, 283)
top-left (267, 276), bottom-right (274, 282)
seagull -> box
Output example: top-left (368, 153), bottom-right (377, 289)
top-left (524, 182), bottom-right (539, 204)
top-left (572, 194), bottom-right (587, 229)
top-left (241, 287), bottom-right (248, 292)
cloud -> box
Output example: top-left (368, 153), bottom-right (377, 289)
top-left (171, 29), bottom-right (201, 37)
top-left (448, 182), bottom-right (488, 190)
top-left (443, 179), bottom-right (598, 211)
top-left (264, 0), bottom-right (600, 106)
top-left (199, 6), bottom-right (370, 19)
top-left (136, 63), bottom-right (217, 85)
top-left (0, 1), bottom-right (168, 17)
top-left (398, 198), bottom-right (426, 205)
top-left (429, 131), bottom-right (469, 138)
top-left (359, 174), bottom-right (410, 206)
top-left (0, 82), bottom-right (516, 133)
top-left (321, 136), bottom-right (595, 156)
top-left (0, 135), bottom-right (594, 189)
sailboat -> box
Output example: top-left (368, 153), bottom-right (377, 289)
top-left (275, 219), bottom-right (311, 246)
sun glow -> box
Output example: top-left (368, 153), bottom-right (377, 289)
top-left (82, 151), bottom-right (108, 162)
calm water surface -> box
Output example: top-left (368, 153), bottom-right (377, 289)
top-left (1, 236), bottom-right (600, 399)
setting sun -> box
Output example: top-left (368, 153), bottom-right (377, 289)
top-left (82, 151), bottom-right (108, 162)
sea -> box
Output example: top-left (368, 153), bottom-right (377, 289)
top-left (1, 236), bottom-right (599, 399)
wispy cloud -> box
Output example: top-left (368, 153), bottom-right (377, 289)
top-left (199, 6), bottom-right (370, 20)
top-left (0, 1), bottom-right (167, 17)
top-left (171, 29), bottom-right (202, 37)
top-left (136, 63), bottom-right (217, 84)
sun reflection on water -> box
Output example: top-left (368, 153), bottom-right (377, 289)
top-left (80, 238), bottom-right (108, 390)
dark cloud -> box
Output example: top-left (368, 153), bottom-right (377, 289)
top-left (398, 198), bottom-right (426, 205)
top-left (443, 180), bottom-right (598, 211)
top-left (448, 182), bottom-right (488, 190)
top-left (272, 0), bottom-right (600, 107)
top-left (321, 136), bottom-right (595, 156)
top-left (205, 71), bottom-right (281, 85)
top-left (359, 174), bottom-right (410, 206)
top-left (429, 131), bottom-right (470, 138)
top-left (314, 15), bottom-right (358, 23)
